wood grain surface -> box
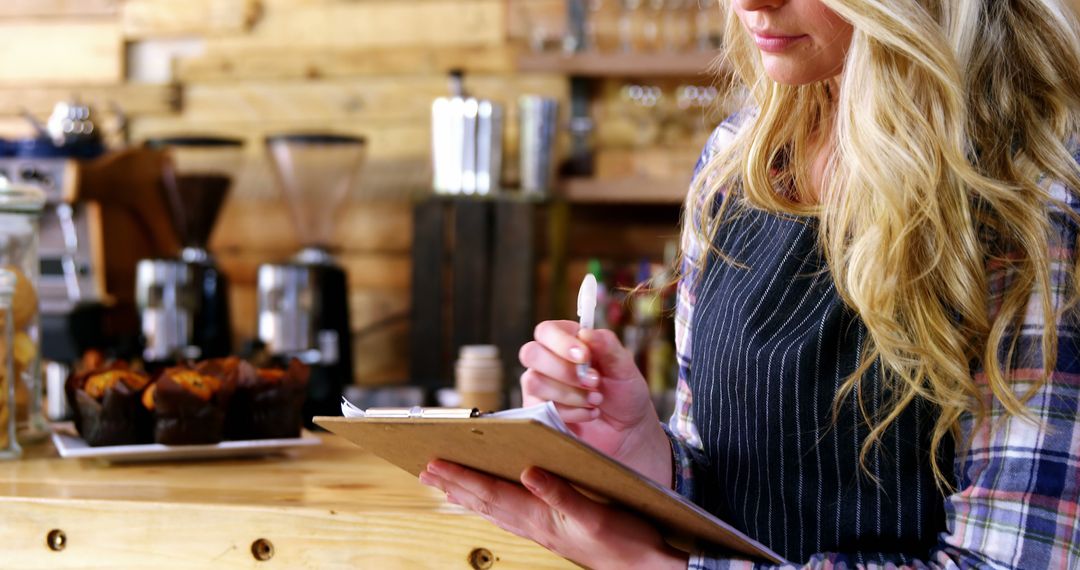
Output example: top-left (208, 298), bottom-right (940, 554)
top-left (0, 22), bottom-right (122, 85)
top-left (0, 434), bottom-right (573, 569)
top-left (176, 45), bottom-right (517, 82)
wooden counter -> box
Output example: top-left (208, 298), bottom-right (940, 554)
top-left (0, 433), bottom-right (574, 569)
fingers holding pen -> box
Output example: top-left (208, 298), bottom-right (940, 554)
top-left (520, 369), bottom-right (603, 409)
top-left (518, 352), bottom-right (604, 423)
top-left (519, 340), bottom-right (600, 389)
top-left (518, 320), bottom-right (622, 423)
top-left (525, 322), bottom-right (640, 387)
top-left (532, 321), bottom-right (592, 368)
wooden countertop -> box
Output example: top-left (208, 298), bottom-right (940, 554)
top-left (0, 433), bottom-right (573, 569)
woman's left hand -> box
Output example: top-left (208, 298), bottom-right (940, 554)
top-left (419, 460), bottom-right (688, 570)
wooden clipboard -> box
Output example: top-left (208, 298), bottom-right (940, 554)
top-left (315, 416), bottom-right (784, 563)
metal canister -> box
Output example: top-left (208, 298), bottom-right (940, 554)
top-left (432, 97), bottom-right (504, 196)
top-left (476, 100), bottom-right (504, 196)
top-left (256, 262), bottom-right (314, 357)
top-left (518, 96), bottom-right (560, 196)
top-left (135, 258), bottom-right (196, 362)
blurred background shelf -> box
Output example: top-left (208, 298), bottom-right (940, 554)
top-left (517, 51), bottom-right (720, 78)
top-left (0, 0), bottom-right (728, 394)
top-left (559, 176), bottom-right (688, 205)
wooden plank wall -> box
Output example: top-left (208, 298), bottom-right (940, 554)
top-left (0, 0), bottom-right (569, 386)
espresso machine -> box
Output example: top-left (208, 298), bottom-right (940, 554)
top-left (138, 136), bottom-right (243, 363)
top-left (257, 134), bottom-right (364, 422)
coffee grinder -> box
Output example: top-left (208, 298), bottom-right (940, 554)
top-left (138, 136), bottom-right (243, 363)
top-left (257, 134), bottom-right (364, 422)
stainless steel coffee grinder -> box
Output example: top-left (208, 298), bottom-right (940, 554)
top-left (137, 136), bottom-right (243, 363)
top-left (257, 134), bottom-right (364, 423)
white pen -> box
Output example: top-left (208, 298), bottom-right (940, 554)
top-left (576, 274), bottom-right (598, 378)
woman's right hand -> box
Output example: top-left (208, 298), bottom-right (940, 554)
top-left (518, 320), bottom-right (673, 486)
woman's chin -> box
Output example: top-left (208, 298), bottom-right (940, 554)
top-left (761, 57), bottom-right (839, 87)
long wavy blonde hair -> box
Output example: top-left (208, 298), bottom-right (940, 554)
top-left (689, 0), bottom-right (1080, 487)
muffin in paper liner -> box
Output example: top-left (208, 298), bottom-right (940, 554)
top-left (66, 366), bottom-right (153, 447)
top-left (224, 358), bottom-right (309, 441)
top-left (149, 365), bottom-right (235, 445)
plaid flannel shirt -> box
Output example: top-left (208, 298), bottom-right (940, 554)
top-left (666, 114), bottom-right (1080, 569)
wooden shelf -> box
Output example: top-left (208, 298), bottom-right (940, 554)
top-left (518, 51), bottom-right (720, 78)
top-left (559, 176), bottom-right (689, 204)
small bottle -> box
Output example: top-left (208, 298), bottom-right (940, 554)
top-left (587, 259), bottom-right (608, 329)
top-left (455, 345), bottom-right (503, 412)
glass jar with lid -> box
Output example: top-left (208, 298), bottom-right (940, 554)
top-left (0, 269), bottom-right (22, 459)
top-left (0, 181), bottom-right (47, 444)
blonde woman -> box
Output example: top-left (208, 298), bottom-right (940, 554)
top-left (419, 0), bottom-right (1080, 567)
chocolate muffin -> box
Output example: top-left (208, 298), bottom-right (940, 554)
top-left (150, 366), bottom-right (235, 445)
top-left (225, 358), bottom-right (309, 440)
top-left (67, 367), bottom-right (153, 446)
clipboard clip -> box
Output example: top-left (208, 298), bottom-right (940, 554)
top-left (360, 406), bottom-right (480, 419)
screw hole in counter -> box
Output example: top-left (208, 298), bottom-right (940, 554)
top-left (46, 529), bottom-right (66, 552)
top-left (468, 547), bottom-right (496, 569)
top-left (251, 538), bottom-right (274, 561)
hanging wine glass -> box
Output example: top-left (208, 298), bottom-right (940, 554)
top-left (644, 0), bottom-right (666, 52)
top-left (619, 0), bottom-right (643, 52)
top-left (676, 84), bottom-right (720, 140)
top-left (696, 0), bottom-right (719, 52)
top-left (662, 0), bottom-right (691, 53)
top-left (587, 0), bottom-right (603, 51)
top-left (621, 83), bottom-right (665, 147)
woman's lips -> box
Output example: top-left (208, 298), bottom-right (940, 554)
top-left (752, 32), bottom-right (808, 53)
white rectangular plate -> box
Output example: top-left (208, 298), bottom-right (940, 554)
top-left (50, 423), bottom-right (321, 463)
